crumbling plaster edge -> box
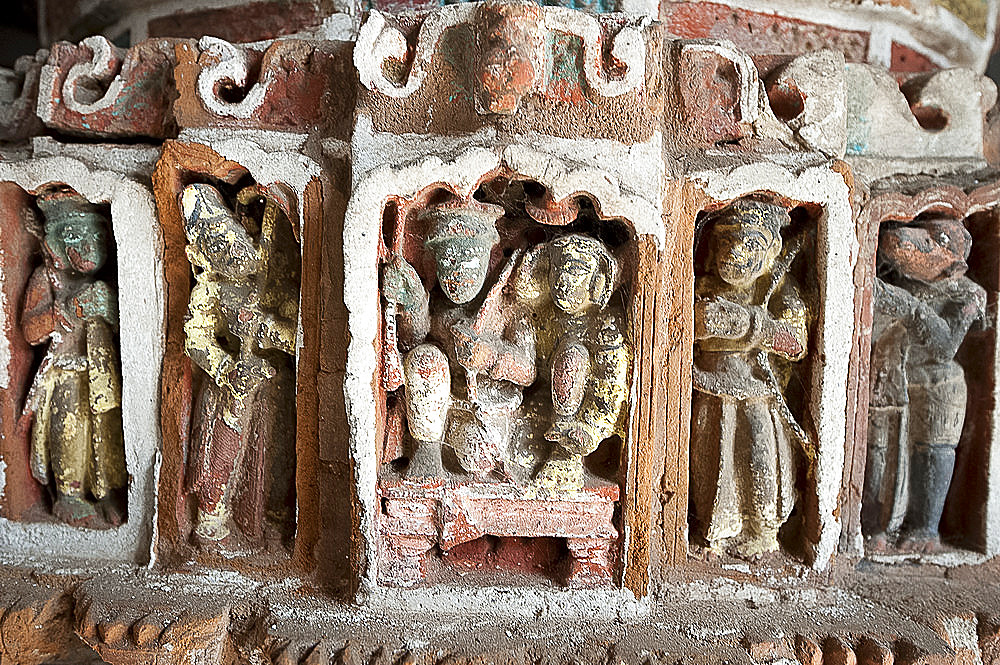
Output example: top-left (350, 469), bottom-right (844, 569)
top-left (687, 160), bottom-right (856, 569)
top-left (0, 156), bottom-right (164, 564)
top-left (345, 119), bottom-right (666, 595)
top-left (177, 129), bottom-right (325, 376)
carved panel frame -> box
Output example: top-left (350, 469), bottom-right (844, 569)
top-left (840, 177), bottom-right (1000, 558)
top-left (0, 158), bottom-right (163, 563)
top-left (152, 139), bottom-right (323, 569)
top-left (343, 132), bottom-right (666, 596)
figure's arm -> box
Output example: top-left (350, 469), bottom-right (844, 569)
top-left (694, 277), bottom-right (753, 342)
top-left (874, 278), bottom-right (919, 321)
top-left (547, 315), bottom-right (630, 453)
top-left (910, 278), bottom-right (986, 362)
top-left (258, 308), bottom-right (297, 356)
top-left (757, 287), bottom-right (809, 361)
top-left (21, 267), bottom-right (56, 345)
top-left (72, 280), bottom-right (118, 328)
top-left (184, 283), bottom-right (236, 386)
top-left (694, 295), bottom-right (752, 341)
top-left (486, 314), bottom-right (536, 386)
top-left (382, 255), bottom-right (430, 350)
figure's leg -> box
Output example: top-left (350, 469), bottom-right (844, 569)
top-left (902, 372), bottom-right (965, 552)
top-left (735, 399), bottom-right (783, 559)
top-left (861, 406), bottom-right (906, 549)
top-left (192, 395), bottom-right (246, 544)
top-left (48, 370), bottom-right (99, 526)
top-left (690, 392), bottom-right (741, 550)
top-left (91, 407), bottom-right (127, 526)
top-left (403, 344), bottom-right (450, 478)
top-left (533, 445), bottom-right (586, 491)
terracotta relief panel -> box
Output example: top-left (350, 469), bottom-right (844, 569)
top-left (153, 142), bottom-right (305, 564)
top-left (179, 182), bottom-right (300, 549)
top-left (0, 183), bottom-right (127, 529)
top-left (376, 177), bottom-right (637, 587)
top-left (843, 182), bottom-right (1000, 560)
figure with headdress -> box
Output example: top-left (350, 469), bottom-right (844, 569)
top-left (690, 200), bottom-right (811, 558)
top-left (382, 202), bottom-right (536, 479)
top-left (514, 234), bottom-right (631, 492)
top-left (862, 217), bottom-right (985, 552)
top-left (180, 183), bottom-right (299, 547)
top-left (19, 185), bottom-right (126, 528)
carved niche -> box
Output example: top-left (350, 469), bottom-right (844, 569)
top-left (0, 183), bottom-right (127, 528)
top-left (843, 183), bottom-right (1000, 560)
top-left (376, 176), bottom-right (637, 587)
top-left (154, 142), bottom-right (303, 561)
top-left (689, 198), bottom-right (819, 561)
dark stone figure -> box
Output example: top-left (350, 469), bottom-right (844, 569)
top-left (863, 217), bottom-right (986, 553)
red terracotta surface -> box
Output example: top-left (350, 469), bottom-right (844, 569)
top-left (891, 42), bottom-right (937, 74)
top-left (678, 47), bottom-right (745, 144)
top-left (0, 183), bottom-right (45, 521)
top-left (147, 1), bottom-right (326, 42)
top-left (379, 477), bottom-right (619, 586)
top-left (173, 39), bottom-right (341, 133)
top-left (38, 39), bottom-right (179, 139)
top-left (662, 1), bottom-right (869, 62)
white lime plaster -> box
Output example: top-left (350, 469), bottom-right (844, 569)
top-left (196, 37), bottom-right (275, 120)
top-left (0, 157), bottom-right (164, 564)
top-left (699, 0), bottom-right (998, 72)
top-left (39, 36), bottom-right (124, 117)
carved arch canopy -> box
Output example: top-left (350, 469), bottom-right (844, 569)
top-left (344, 146), bottom-right (665, 595)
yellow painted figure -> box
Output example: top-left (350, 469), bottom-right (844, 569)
top-left (690, 200), bottom-right (811, 559)
top-left (180, 183), bottom-right (299, 546)
top-left (20, 186), bottom-right (126, 528)
top-left (515, 234), bottom-right (631, 491)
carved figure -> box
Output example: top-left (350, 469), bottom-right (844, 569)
top-left (382, 203), bottom-right (536, 478)
top-left (19, 186), bottom-right (126, 528)
top-left (180, 183), bottom-right (299, 546)
top-left (690, 200), bottom-right (811, 558)
top-left (862, 218), bottom-right (986, 552)
top-left (515, 234), bottom-right (630, 491)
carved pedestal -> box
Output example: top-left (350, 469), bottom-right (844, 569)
top-left (379, 478), bottom-right (619, 587)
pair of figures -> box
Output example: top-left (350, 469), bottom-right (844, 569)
top-left (863, 218), bottom-right (985, 552)
top-left (19, 186), bottom-right (126, 528)
top-left (179, 183), bottom-right (299, 547)
top-left (382, 203), bottom-right (630, 491)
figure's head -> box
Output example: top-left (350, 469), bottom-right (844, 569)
top-left (35, 186), bottom-right (109, 275)
top-left (708, 200), bottom-right (786, 288)
top-left (180, 183), bottom-right (262, 279)
top-left (878, 217), bottom-right (971, 283)
top-left (546, 234), bottom-right (617, 314)
top-left (422, 205), bottom-right (502, 304)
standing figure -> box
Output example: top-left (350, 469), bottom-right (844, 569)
top-left (515, 234), bottom-right (631, 492)
top-left (180, 183), bottom-right (299, 547)
top-left (862, 218), bottom-right (985, 552)
top-left (690, 200), bottom-right (811, 559)
top-left (19, 185), bottom-right (126, 528)
top-left (382, 203), bottom-right (536, 478)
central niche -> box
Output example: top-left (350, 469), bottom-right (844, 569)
top-left (376, 176), bottom-right (636, 587)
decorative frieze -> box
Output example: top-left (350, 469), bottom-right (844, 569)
top-left (37, 37), bottom-right (180, 139)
